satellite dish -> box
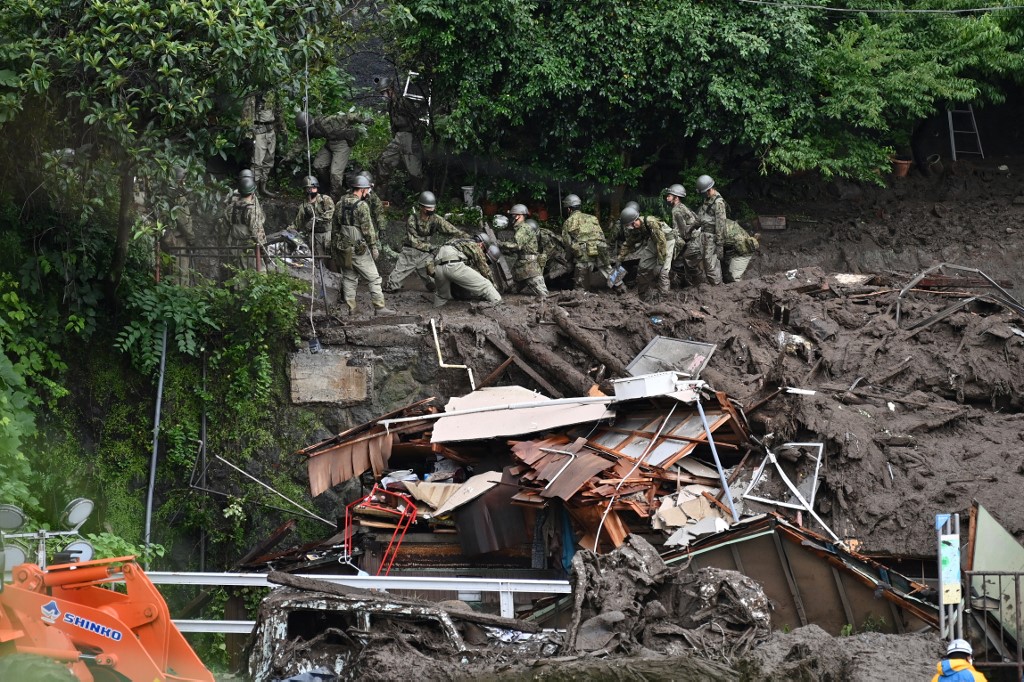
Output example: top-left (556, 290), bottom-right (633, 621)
top-left (0, 504), bottom-right (26, 531)
top-left (3, 544), bottom-right (27, 569)
top-left (60, 498), bottom-right (94, 530)
top-left (63, 540), bottom-right (95, 563)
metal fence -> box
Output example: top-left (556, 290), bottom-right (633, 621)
top-left (964, 569), bottom-right (1024, 679)
top-left (147, 571), bottom-right (572, 634)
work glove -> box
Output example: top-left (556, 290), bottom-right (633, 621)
top-left (371, 247), bottom-right (380, 260)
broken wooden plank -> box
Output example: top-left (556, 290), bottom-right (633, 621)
top-left (477, 355), bottom-right (515, 390)
top-left (551, 305), bottom-right (628, 377)
top-left (483, 332), bottom-right (565, 398)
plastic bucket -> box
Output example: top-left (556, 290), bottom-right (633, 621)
top-left (926, 154), bottom-right (943, 175)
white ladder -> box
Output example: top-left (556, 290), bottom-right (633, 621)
top-left (946, 104), bottom-right (984, 161)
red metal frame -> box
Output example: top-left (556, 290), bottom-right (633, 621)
top-left (344, 485), bottom-right (418, 576)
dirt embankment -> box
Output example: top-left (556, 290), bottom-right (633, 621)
top-left (361, 158), bottom-right (1024, 557)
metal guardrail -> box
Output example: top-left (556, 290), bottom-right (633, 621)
top-left (149, 571), bottom-right (572, 633)
top-left (964, 570), bottom-right (1024, 679)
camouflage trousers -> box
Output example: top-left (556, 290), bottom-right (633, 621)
top-left (386, 246), bottom-right (434, 292)
top-left (723, 253), bottom-right (753, 283)
top-left (571, 242), bottom-right (612, 290)
top-left (313, 139), bottom-right (352, 198)
top-left (433, 247), bottom-right (501, 307)
top-left (637, 237), bottom-right (675, 295)
top-left (380, 131), bottom-right (423, 179)
top-left (252, 130), bottom-right (276, 183)
top-left (682, 229), bottom-right (722, 285)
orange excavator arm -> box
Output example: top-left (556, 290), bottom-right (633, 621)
top-left (0, 556), bottom-right (213, 681)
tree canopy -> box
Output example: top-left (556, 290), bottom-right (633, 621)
top-left (392, 0), bottom-right (1024, 187)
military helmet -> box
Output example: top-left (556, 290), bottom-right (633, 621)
top-left (619, 206), bottom-right (640, 226)
top-left (358, 170), bottom-right (374, 185)
top-left (473, 233), bottom-right (487, 244)
top-left (946, 639), bottom-right (973, 657)
top-left (239, 169), bottom-right (255, 181)
top-left (509, 204), bottom-right (529, 216)
top-left (302, 176), bottom-right (319, 189)
top-left (666, 183), bottom-right (686, 198)
top-left (238, 177), bottom-right (257, 196)
top-left (295, 111), bottom-right (313, 131)
top-left (493, 215), bottom-right (509, 230)
top-left (562, 194), bottom-right (582, 209)
top-left (418, 191), bottom-right (437, 209)
top-left (350, 174), bottom-right (372, 189)
top-left (624, 201), bottom-right (640, 212)
top-left (696, 174), bottom-right (715, 193)
top-left (525, 219), bottom-right (540, 230)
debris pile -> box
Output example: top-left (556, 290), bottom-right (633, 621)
top-left (565, 536), bottom-right (771, 659)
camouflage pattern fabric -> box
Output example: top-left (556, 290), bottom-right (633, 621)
top-left (500, 220), bottom-right (544, 283)
top-left (433, 240), bottom-right (501, 307)
top-left (333, 193), bottom-right (385, 310)
top-left (562, 210), bottom-right (611, 289)
top-left (224, 194), bottom-right (266, 270)
top-left (291, 194), bottom-right (335, 262)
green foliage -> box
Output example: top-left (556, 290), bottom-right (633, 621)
top-left (85, 531), bottom-right (166, 565)
top-left (351, 115), bottom-right (393, 170)
top-left (393, 0), bottom-right (1024, 183)
top-left (116, 280), bottom-right (218, 375)
top-left (840, 623), bottom-right (854, 637)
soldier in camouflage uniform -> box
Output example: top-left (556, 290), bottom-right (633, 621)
top-left (616, 205), bottom-right (675, 297)
top-left (297, 109), bottom-right (372, 199)
top-left (386, 190), bottom-right (466, 292)
top-left (290, 175), bottom-right (334, 266)
top-left (241, 92), bottom-right (283, 197)
top-left (560, 194), bottom-right (612, 290)
top-left (161, 167), bottom-right (196, 285)
top-left (499, 204), bottom-right (548, 298)
top-left (378, 78), bottom-right (424, 183)
top-left (223, 175), bottom-right (266, 271)
top-left (663, 184), bottom-right (697, 285)
top-left (332, 175), bottom-right (397, 316)
top-left (684, 174), bottom-right (726, 285)
top-left (433, 235), bottom-right (501, 307)
top-left (722, 221), bottom-right (760, 282)
top-left (357, 171), bottom-right (386, 235)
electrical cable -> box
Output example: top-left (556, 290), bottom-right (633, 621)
top-left (303, 48), bottom-right (321, 348)
top-left (737, 0), bottom-right (1024, 14)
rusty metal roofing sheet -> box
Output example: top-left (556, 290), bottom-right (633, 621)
top-left (306, 429), bottom-right (394, 497)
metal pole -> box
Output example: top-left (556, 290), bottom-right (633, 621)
top-left (199, 353), bottom-right (207, 573)
top-left (144, 324), bottom-right (169, 567)
top-left (696, 397), bottom-right (740, 522)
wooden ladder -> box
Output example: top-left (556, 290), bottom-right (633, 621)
top-left (947, 104), bottom-right (984, 161)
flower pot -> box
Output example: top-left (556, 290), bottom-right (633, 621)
top-left (891, 158), bottom-right (912, 177)
top-left (481, 200), bottom-right (497, 217)
top-left (534, 205), bottom-right (549, 221)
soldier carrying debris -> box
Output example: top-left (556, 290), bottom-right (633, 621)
top-left (615, 205), bottom-right (675, 298)
top-left (386, 190), bottom-right (466, 293)
top-left (296, 108), bottom-right (372, 199)
top-left (499, 204), bottom-right (548, 298)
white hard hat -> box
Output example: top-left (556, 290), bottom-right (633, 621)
top-left (947, 638), bottom-right (973, 657)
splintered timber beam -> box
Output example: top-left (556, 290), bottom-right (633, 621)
top-left (490, 326), bottom-right (597, 397)
top-left (483, 332), bottom-right (564, 398)
top-left (551, 305), bottom-right (628, 377)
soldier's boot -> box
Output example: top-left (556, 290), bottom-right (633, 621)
top-left (374, 304), bottom-right (399, 316)
top-left (258, 180), bottom-right (278, 198)
top-left (344, 299), bottom-right (357, 316)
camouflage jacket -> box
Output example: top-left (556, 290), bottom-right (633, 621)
top-left (439, 237), bottom-right (494, 281)
top-left (291, 194), bottom-right (335, 234)
top-left (405, 210), bottom-right (465, 252)
top-left (561, 210), bottom-right (607, 251)
top-left (389, 92), bottom-right (421, 134)
top-left (224, 195), bottom-right (266, 245)
top-left (242, 92), bottom-right (283, 130)
top-left (723, 220), bottom-right (760, 256)
top-left (310, 111), bottom-right (370, 143)
top-left (334, 193), bottom-right (377, 247)
top-left (499, 220), bottom-right (542, 280)
top-left (619, 216), bottom-right (671, 263)
top-left (537, 227), bottom-right (563, 271)
top-left (672, 202), bottom-right (698, 241)
top-left (695, 193), bottom-right (728, 252)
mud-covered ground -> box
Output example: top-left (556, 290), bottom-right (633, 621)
top-left (353, 157), bottom-right (1024, 557)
